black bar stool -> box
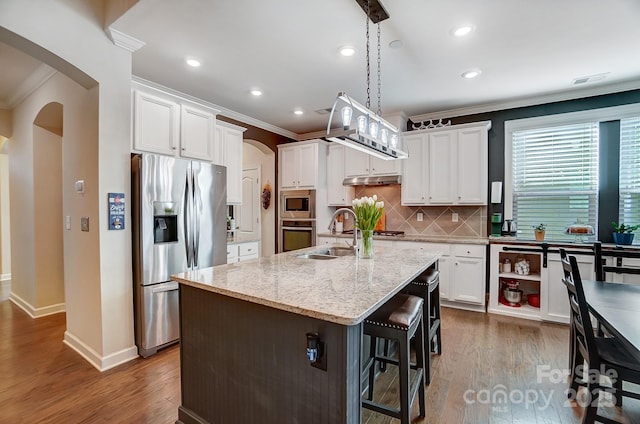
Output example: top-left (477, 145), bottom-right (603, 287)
top-left (404, 268), bottom-right (441, 384)
top-left (361, 293), bottom-right (426, 424)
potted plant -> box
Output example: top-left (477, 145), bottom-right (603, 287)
top-left (612, 221), bottom-right (639, 245)
top-left (533, 223), bottom-right (546, 241)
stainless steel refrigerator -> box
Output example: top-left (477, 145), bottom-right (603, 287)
top-left (131, 153), bottom-right (227, 357)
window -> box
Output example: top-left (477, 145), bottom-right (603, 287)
top-left (505, 104), bottom-right (640, 242)
top-left (511, 123), bottom-right (599, 241)
top-left (619, 117), bottom-right (640, 243)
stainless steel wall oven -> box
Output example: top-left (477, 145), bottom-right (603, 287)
top-left (280, 219), bottom-right (316, 252)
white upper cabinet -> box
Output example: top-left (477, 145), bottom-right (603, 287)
top-left (401, 134), bottom-right (427, 204)
top-left (216, 121), bottom-right (246, 205)
top-left (428, 130), bottom-right (457, 203)
top-left (180, 104), bottom-right (215, 161)
top-left (133, 90), bottom-right (180, 156)
top-left (344, 148), bottom-right (401, 177)
top-left (279, 141), bottom-right (319, 190)
top-left (133, 87), bottom-right (217, 161)
top-left (457, 126), bottom-right (488, 204)
top-left (327, 144), bottom-right (355, 206)
top-left (401, 121), bottom-right (490, 206)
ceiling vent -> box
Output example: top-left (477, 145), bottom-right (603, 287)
top-left (572, 72), bottom-right (610, 85)
top-left (315, 108), bottom-right (332, 115)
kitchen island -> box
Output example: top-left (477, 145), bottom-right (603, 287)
top-left (172, 244), bottom-right (440, 424)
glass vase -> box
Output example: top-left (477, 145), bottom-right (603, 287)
top-left (359, 229), bottom-right (374, 259)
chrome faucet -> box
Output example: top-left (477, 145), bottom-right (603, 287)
top-left (328, 208), bottom-right (358, 248)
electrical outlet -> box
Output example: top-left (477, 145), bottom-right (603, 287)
top-left (344, 213), bottom-right (349, 220)
top-left (81, 217), bottom-right (90, 232)
top-left (417, 212), bottom-right (424, 222)
top-left (452, 213), bottom-right (459, 223)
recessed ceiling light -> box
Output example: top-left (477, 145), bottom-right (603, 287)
top-left (339, 46), bottom-right (356, 57)
top-left (185, 57), bottom-right (201, 67)
top-left (250, 89), bottom-right (263, 96)
top-left (389, 39), bottom-right (403, 49)
top-left (452, 25), bottom-right (475, 37)
top-left (461, 69), bottom-right (482, 79)
top-left (293, 109), bottom-right (304, 116)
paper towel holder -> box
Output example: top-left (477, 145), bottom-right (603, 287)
top-left (491, 181), bottom-right (502, 204)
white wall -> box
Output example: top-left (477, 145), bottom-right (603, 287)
top-left (243, 141), bottom-right (275, 257)
top-left (0, 0), bottom-right (136, 370)
top-left (0, 148), bottom-right (10, 281)
top-left (33, 124), bottom-right (64, 308)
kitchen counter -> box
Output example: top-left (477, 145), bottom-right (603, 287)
top-left (318, 231), bottom-right (489, 245)
top-left (226, 232), bottom-right (260, 245)
top-left (173, 244), bottom-right (440, 325)
top-left (489, 236), bottom-right (640, 251)
top-left (173, 245), bottom-right (440, 424)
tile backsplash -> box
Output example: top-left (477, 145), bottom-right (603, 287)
top-left (340, 185), bottom-right (487, 238)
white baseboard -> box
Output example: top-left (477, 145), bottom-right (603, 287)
top-left (64, 331), bottom-right (138, 372)
top-left (8, 292), bottom-right (65, 318)
top-left (441, 300), bottom-right (486, 314)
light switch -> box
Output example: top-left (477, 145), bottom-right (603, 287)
top-left (65, 215), bottom-right (71, 230)
top-left (452, 213), bottom-right (459, 223)
top-left (417, 212), bottom-right (424, 222)
top-left (75, 180), bottom-right (85, 194)
top-left (81, 217), bottom-right (89, 232)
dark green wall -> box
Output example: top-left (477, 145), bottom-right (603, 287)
top-left (408, 88), bottom-right (640, 241)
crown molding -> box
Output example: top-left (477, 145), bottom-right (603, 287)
top-left (410, 80), bottom-right (640, 123)
top-left (131, 76), bottom-right (298, 140)
top-left (107, 28), bottom-right (146, 53)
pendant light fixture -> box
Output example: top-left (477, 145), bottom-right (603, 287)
top-left (325, 0), bottom-right (407, 160)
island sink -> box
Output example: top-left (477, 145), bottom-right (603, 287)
top-left (296, 246), bottom-right (355, 259)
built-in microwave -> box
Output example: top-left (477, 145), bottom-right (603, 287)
top-left (280, 190), bottom-right (315, 219)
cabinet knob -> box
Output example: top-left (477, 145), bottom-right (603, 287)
top-left (247, 248), bottom-right (252, 252)
top-left (172, 146), bottom-right (177, 150)
top-left (181, 147), bottom-right (185, 151)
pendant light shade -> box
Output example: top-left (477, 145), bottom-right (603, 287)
top-left (325, 0), bottom-right (407, 160)
top-left (326, 92), bottom-right (407, 160)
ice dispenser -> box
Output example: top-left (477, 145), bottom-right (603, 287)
top-left (153, 202), bottom-right (178, 244)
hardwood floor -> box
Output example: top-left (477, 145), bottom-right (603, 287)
top-left (1, 299), bottom-right (638, 423)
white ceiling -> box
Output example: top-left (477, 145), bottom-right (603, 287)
top-left (3, 0), bottom-right (640, 138)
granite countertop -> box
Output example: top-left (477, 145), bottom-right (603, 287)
top-left (318, 231), bottom-right (488, 245)
top-left (226, 232), bottom-right (261, 245)
top-left (488, 236), bottom-right (640, 251)
top-left (172, 244), bottom-right (441, 326)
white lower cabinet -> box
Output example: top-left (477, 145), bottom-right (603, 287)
top-left (317, 235), bottom-right (487, 311)
top-left (451, 244), bottom-right (486, 305)
top-left (227, 241), bottom-right (259, 263)
top-left (602, 256), bottom-right (640, 285)
top-left (383, 240), bottom-right (487, 312)
top-left (489, 243), bottom-right (594, 324)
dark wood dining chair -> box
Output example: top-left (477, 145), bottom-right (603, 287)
top-left (559, 248), bottom-right (640, 424)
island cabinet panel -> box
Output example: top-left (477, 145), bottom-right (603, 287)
top-left (177, 285), bottom-right (362, 424)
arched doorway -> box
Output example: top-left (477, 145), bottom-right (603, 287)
top-left (30, 102), bottom-right (64, 311)
top-left (242, 139), bottom-right (276, 257)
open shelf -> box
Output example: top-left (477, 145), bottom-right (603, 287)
top-left (498, 272), bottom-right (541, 282)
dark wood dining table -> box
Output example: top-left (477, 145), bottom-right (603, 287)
top-left (582, 279), bottom-right (640, 364)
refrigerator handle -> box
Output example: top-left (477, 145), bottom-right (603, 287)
top-left (184, 167), bottom-right (193, 268)
top-left (192, 169), bottom-right (201, 267)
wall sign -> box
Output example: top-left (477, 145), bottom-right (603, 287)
top-left (108, 192), bottom-right (125, 230)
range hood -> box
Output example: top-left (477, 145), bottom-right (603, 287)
top-left (343, 175), bottom-right (402, 186)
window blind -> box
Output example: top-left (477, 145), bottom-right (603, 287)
top-left (512, 122), bottom-right (599, 241)
top-left (619, 117), bottom-right (640, 243)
